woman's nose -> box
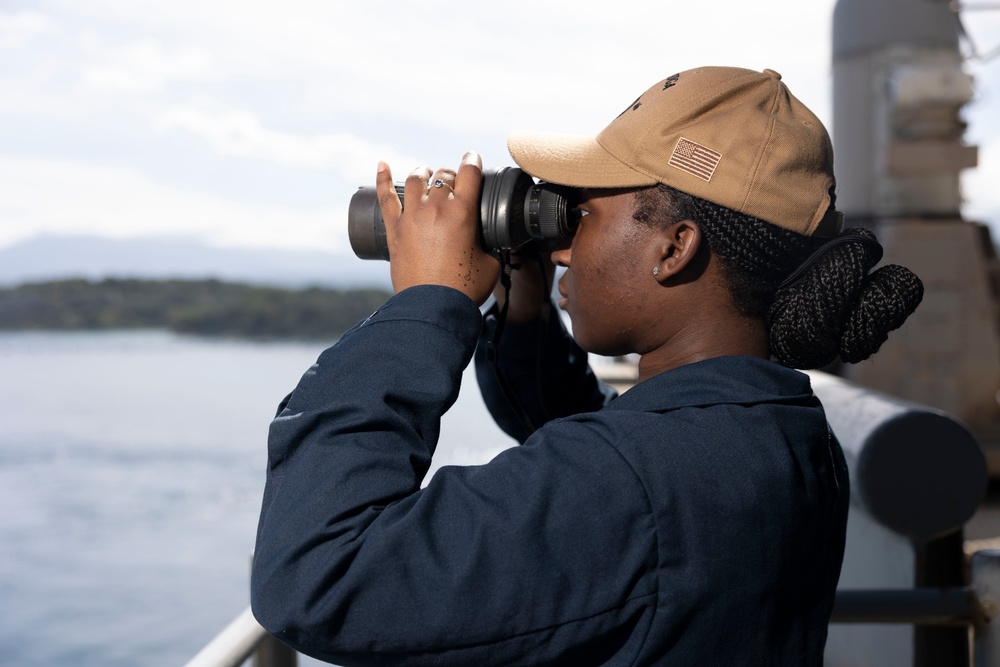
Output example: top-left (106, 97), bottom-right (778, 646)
top-left (550, 246), bottom-right (571, 268)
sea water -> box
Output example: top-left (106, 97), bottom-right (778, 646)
top-left (0, 330), bottom-right (514, 666)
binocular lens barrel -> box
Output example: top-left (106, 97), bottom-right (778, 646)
top-left (348, 167), bottom-right (578, 261)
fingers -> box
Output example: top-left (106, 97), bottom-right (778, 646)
top-left (454, 151), bottom-right (483, 202)
top-left (404, 165), bottom-right (433, 203)
top-left (380, 152), bottom-right (481, 209)
top-left (427, 151), bottom-right (481, 200)
top-left (375, 161), bottom-right (402, 224)
top-left (428, 168), bottom-right (457, 197)
top-left (375, 152), bottom-right (498, 304)
top-left (376, 154), bottom-right (478, 238)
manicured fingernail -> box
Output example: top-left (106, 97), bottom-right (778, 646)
top-left (463, 151), bottom-right (482, 168)
top-left (377, 161), bottom-right (387, 173)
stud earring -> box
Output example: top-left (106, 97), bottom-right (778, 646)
top-left (652, 266), bottom-right (661, 277)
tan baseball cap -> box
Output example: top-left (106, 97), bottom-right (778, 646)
top-left (507, 66), bottom-right (842, 237)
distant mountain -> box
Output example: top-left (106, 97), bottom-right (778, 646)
top-left (0, 235), bottom-right (393, 289)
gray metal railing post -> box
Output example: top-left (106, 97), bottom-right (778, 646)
top-left (973, 549), bottom-right (1000, 666)
top-left (809, 370), bottom-right (988, 666)
top-left (832, 588), bottom-right (981, 626)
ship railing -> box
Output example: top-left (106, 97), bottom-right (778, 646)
top-left (184, 606), bottom-right (296, 667)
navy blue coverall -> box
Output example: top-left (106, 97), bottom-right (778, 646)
top-left (251, 285), bottom-right (849, 665)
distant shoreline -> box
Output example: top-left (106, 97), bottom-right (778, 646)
top-left (0, 278), bottom-right (393, 341)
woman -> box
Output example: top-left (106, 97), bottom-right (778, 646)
top-left (252, 66), bottom-right (922, 666)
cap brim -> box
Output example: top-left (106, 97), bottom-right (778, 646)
top-left (507, 131), bottom-right (659, 188)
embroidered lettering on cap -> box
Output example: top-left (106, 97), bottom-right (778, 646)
top-left (668, 137), bottom-right (721, 182)
top-left (662, 73), bottom-right (680, 90)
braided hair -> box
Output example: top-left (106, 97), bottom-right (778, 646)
top-left (632, 184), bottom-right (924, 369)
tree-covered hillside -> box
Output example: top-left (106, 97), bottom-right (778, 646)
top-left (0, 279), bottom-right (393, 340)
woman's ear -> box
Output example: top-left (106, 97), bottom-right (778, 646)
top-left (653, 220), bottom-right (703, 283)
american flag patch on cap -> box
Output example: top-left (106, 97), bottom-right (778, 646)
top-left (668, 138), bottom-right (721, 182)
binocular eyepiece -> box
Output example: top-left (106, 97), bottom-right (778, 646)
top-left (348, 167), bottom-right (580, 260)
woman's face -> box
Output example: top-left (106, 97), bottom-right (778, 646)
top-left (551, 188), bottom-right (664, 357)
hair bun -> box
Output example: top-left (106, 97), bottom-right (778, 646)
top-left (839, 264), bottom-right (924, 363)
top-left (767, 228), bottom-right (924, 369)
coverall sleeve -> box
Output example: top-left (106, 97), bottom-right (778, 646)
top-left (474, 301), bottom-right (617, 443)
top-left (251, 285), bottom-right (658, 666)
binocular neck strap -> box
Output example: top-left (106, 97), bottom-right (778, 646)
top-left (487, 251), bottom-right (539, 438)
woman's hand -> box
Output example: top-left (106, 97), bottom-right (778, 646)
top-left (377, 151), bottom-right (500, 306)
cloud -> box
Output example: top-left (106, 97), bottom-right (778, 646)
top-left (8, 0), bottom-right (1000, 255)
top-left (0, 10), bottom-right (57, 49)
top-left (41, 1), bottom-right (839, 132)
top-left (289, 2), bottom-right (839, 136)
top-left (149, 96), bottom-right (423, 181)
top-left (81, 39), bottom-right (215, 94)
top-left (0, 155), bottom-right (351, 252)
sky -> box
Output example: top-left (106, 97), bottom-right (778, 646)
top-left (2, 0), bottom-right (999, 260)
